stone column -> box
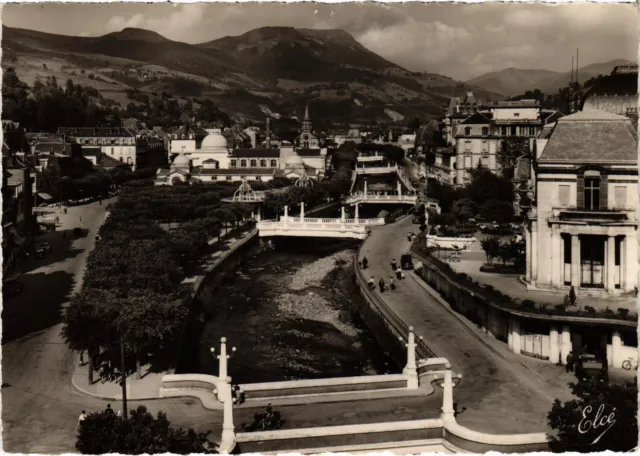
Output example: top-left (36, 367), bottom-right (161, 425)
top-left (256, 206), bottom-right (262, 222)
top-left (354, 203), bottom-right (359, 221)
top-left (549, 326), bottom-right (560, 364)
top-left (397, 181), bottom-right (402, 196)
top-left (401, 326), bottom-right (420, 389)
top-left (550, 231), bottom-right (561, 288)
top-left (300, 202), bottom-right (305, 221)
top-left (611, 330), bottom-right (623, 368)
top-left (341, 206), bottom-right (346, 223)
top-left (216, 377), bottom-right (236, 454)
top-left (507, 318), bottom-right (513, 350)
top-left (560, 325), bottom-right (571, 365)
top-left (510, 316), bottom-right (521, 354)
top-left (606, 236), bottom-right (616, 292)
top-left (284, 205), bottom-right (289, 220)
top-left (571, 235), bottom-right (581, 288)
top-left (364, 180), bottom-right (368, 197)
top-left (620, 236), bottom-right (626, 290)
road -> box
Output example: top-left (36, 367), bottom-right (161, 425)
top-left (1, 200), bottom-right (223, 453)
top-left (360, 216), bottom-right (576, 434)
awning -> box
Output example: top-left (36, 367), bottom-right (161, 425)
top-left (37, 192), bottom-right (54, 201)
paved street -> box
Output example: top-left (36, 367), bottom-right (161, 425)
top-left (360, 216), bottom-right (576, 434)
top-left (1, 200), bottom-right (223, 453)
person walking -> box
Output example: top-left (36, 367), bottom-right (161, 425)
top-left (396, 269), bottom-right (402, 279)
top-left (378, 278), bottom-right (385, 292)
top-left (78, 410), bottom-right (87, 431)
top-left (362, 257), bottom-right (369, 270)
top-left (389, 277), bottom-right (396, 290)
top-left (566, 351), bottom-right (574, 373)
top-left (400, 271), bottom-right (406, 280)
top-left (391, 258), bottom-right (397, 270)
top-left (105, 404), bottom-right (115, 416)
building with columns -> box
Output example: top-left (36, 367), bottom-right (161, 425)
top-left (526, 109), bottom-right (638, 295)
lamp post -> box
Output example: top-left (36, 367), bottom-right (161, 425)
top-left (210, 338), bottom-right (241, 454)
top-left (439, 363), bottom-right (462, 423)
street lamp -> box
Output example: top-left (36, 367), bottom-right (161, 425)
top-left (210, 337), bottom-right (242, 454)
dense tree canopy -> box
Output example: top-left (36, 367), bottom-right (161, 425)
top-left (548, 379), bottom-right (637, 453)
top-left (77, 406), bottom-right (216, 454)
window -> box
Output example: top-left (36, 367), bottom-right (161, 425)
top-left (126, 157), bottom-right (133, 165)
top-left (464, 154), bottom-right (472, 169)
top-left (464, 141), bottom-right (471, 153)
top-left (464, 127), bottom-right (472, 136)
top-left (119, 157), bottom-right (123, 162)
top-left (614, 186), bottom-right (627, 208)
top-left (510, 126), bottom-right (517, 136)
top-left (558, 185), bottom-right (570, 207)
top-left (212, 176), bottom-right (218, 181)
top-left (240, 159), bottom-right (247, 168)
top-left (260, 159), bottom-right (267, 167)
top-left (226, 176), bottom-right (232, 181)
top-left (481, 127), bottom-right (489, 137)
top-left (230, 159), bottom-right (237, 168)
top-left (513, 113), bottom-right (520, 117)
top-left (270, 159), bottom-right (278, 168)
top-left (256, 176), bottom-right (262, 181)
top-left (250, 159), bottom-right (257, 167)
top-left (584, 177), bottom-right (600, 210)
top-left (111, 148), bottom-right (115, 155)
top-left (501, 126), bottom-right (507, 136)
top-left (529, 126), bottom-right (536, 136)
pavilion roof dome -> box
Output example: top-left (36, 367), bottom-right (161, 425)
top-left (201, 132), bottom-right (228, 149)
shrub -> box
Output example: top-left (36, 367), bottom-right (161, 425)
top-left (603, 307), bottom-right (614, 315)
top-left (617, 308), bottom-right (630, 318)
top-left (521, 299), bottom-right (536, 310)
top-left (584, 305), bottom-right (596, 314)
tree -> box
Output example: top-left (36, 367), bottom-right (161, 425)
top-left (481, 199), bottom-right (514, 224)
top-left (452, 198), bottom-right (477, 225)
top-left (76, 405), bottom-right (216, 454)
top-left (548, 379), bottom-right (637, 453)
top-left (480, 237), bottom-right (501, 265)
top-left (466, 168), bottom-right (514, 206)
top-left (498, 137), bottom-right (530, 179)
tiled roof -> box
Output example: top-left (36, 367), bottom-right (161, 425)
top-left (230, 149), bottom-right (280, 158)
top-left (296, 148), bottom-right (323, 156)
top-left (461, 112), bottom-right (492, 125)
top-left (539, 109), bottom-right (637, 164)
top-left (97, 154), bottom-right (127, 168)
top-left (33, 142), bottom-right (67, 154)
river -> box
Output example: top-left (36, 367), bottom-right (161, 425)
top-left (184, 243), bottom-right (399, 383)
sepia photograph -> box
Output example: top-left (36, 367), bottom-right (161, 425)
top-left (1, 1), bottom-right (638, 454)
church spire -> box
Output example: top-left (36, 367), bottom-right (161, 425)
top-left (304, 105), bottom-right (310, 121)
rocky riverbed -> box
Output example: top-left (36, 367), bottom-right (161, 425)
top-left (189, 247), bottom-right (397, 383)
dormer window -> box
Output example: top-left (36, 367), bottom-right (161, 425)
top-left (240, 159), bottom-right (247, 168)
top-left (260, 159), bottom-right (267, 167)
top-left (250, 159), bottom-right (257, 167)
top-left (481, 127), bottom-right (489, 137)
top-left (464, 127), bottom-right (471, 136)
top-left (230, 159), bottom-right (237, 168)
top-left (270, 159), bottom-right (277, 168)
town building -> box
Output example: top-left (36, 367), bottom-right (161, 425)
top-left (442, 92), bottom-right (485, 147)
top-left (332, 129), bottom-right (362, 147)
top-left (454, 100), bottom-right (562, 185)
top-left (58, 127), bottom-right (140, 170)
top-left (295, 106), bottom-right (320, 149)
top-left (525, 109), bottom-right (638, 295)
top-left (581, 64), bottom-right (638, 120)
top-left (415, 120), bottom-right (456, 184)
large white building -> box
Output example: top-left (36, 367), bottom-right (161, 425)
top-left (525, 109), bottom-right (638, 294)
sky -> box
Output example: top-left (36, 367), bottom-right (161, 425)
top-left (2, 2), bottom-right (637, 80)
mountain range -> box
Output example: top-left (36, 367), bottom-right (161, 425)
top-left (2, 25), bottom-right (631, 125)
top-left (2, 25), bottom-right (505, 125)
top-left (466, 59), bottom-right (635, 97)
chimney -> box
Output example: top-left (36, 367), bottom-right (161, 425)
top-left (266, 115), bottom-right (271, 149)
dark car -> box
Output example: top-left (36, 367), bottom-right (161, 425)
top-left (576, 354), bottom-right (608, 383)
top-left (400, 254), bottom-right (414, 270)
top-left (3, 278), bottom-right (24, 298)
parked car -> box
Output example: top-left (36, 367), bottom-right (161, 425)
top-left (400, 254), bottom-right (414, 270)
top-left (3, 277), bottom-right (24, 298)
top-left (576, 354), bottom-right (608, 384)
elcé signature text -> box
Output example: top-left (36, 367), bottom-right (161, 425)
top-left (578, 404), bottom-right (617, 444)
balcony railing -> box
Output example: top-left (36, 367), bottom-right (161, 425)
top-left (551, 207), bottom-right (636, 223)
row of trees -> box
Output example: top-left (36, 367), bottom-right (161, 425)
top-left (480, 237), bottom-right (525, 269)
top-left (62, 182), bottom-right (258, 381)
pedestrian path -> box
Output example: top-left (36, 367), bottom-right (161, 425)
top-left (359, 217), bottom-right (576, 434)
top-left (71, 228), bottom-right (257, 400)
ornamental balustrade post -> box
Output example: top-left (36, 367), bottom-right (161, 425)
top-left (397, 181), bottom-right (402, 196)
top-left (213, 377), bottom-right (236, 454)
top-left (399, 326), bottom-right (422, 389)
top-left (355, 203), bottom-right (359, 221)
top-left (341, 206), bottom-right (346, 223)
top-left (300, 202), bottom-right (305, 221)
top-left (284, 205), bottom-right (289, 221)
top-left (440, 363), bottom-right (462, 423)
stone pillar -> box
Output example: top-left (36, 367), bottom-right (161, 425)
top-left (354, 203), bottom-right (359, 221)
top-left (549, 326), bottom-right (560, 364)
top-left (300, 202), bottom-right (305, 221)
top-left (507, 318), bottom-right (513, 350)
top-left (256, 206), bottom-right (262, 222)
top-left (571, 235), bottom-right (581, 288)
top-left (284, 205), bottom-right (289, 220)
top-left (620, 236), bottom-right (626, 290)
top-left (560, 325), bottom-right (571, 365)
top-left (401, 326), bottom-right (419, 389)
top-left (510, 316), bottom-right (521, 354)
top-left (341, 206), bottom-right (346, 222)
top-left (440, 363), bottom-right (461, 423)
top-left (216, 377), bottom-right (236, 454)
top-left (364, 180), bottom-right (368, 197)
top-left (397, 181), bottom-right (402, 196)
top-left (550, 231), bottom-right (561, 288)
top-left (611, 330), bottom-right (623, 368)
top-left (606, 236), bottom-right (616, 292)
top-left (531, 223), bottom-right (538, 282)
